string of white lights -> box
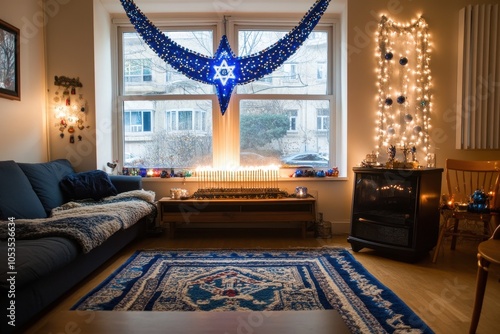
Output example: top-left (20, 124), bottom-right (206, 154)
top-left (375, 15), bottom-right (432, 165)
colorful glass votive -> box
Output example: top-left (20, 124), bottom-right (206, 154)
top-left (295, 186), bottom-right (308, 198)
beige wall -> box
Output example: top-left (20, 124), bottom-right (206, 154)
top-left (0, 0), bottom-right (48, 162)
top-left (44, 0), bottom-right (97, 172)
top-left (348, 0), bottom-right (500, 171)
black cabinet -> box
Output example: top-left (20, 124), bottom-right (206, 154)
top-left (347, 167), bottom-right (443, 261)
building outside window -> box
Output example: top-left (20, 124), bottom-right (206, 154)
top-left (117, 18), bottom-right (340, 169)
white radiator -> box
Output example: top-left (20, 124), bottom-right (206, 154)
top-left (456, 4), bottom-right (500, 149)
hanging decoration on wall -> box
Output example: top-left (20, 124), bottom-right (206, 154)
top-left (374, 15), bottom-right (432, 167)
top-left (119, 0), bottom-right (331, 115)
top-left (53, 76), bottom-right (89, 144)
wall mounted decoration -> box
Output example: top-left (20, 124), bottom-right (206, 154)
top-left (374, 15), bottom-right (432, 167)
top-left (52, 76), bottom-right (88, 143)
top-left (0, 19), bottom-right (20, 101)
top-left (120, 0), bottom-right (331, 115)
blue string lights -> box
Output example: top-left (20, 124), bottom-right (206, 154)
top-left (119, 0), bottom-right (331, 115)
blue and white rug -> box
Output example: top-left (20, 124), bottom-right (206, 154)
top-left (72, 248), bottom-right (433, 333)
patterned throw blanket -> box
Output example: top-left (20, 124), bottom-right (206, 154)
top-left (0, 190), bottom-right (156, 253)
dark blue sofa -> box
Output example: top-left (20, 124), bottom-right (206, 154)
top-left (0, 159), bottom-right (156, 333)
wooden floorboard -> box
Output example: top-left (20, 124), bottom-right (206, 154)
top-left (23, 228), bottom-right (500, 334)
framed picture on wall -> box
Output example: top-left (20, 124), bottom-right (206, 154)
top-left (0, 18), bottom-right (20, 101)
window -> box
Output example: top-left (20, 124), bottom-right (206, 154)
top-left (124, 110), bottom-right (152, 133)
top-left (117, 18), bottom-right (341, 170)
top-left (166, 110), bottom-right (207, 132)
top-left (236, 27), bottom-right (332, 167)
top-left (317, 108), bottom-right (329, 131)
top-left (119, 29), bottom-right (214, 168)
top-left (283, 63), bottom-right (298, 80)
top-left (317, 62), bottom-right (326, 80)
top-left (288, 110), bottom-right (298, 131)
top-left (124, 59), bottom-right (152, 83)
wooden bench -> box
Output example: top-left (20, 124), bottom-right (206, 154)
top-left (159, 197), bottom-right (316, 238)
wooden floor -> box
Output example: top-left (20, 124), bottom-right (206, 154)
top-left (24, 228), bottom-right (500, 334)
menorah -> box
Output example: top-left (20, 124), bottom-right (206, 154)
top-left (194, 168), bottom-right (287, 199)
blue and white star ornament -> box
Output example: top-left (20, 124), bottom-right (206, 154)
top-left (210, 36), bottom-right (239, 115)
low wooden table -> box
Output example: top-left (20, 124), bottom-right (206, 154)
top-left (159, 197), bottom-right (317, 238)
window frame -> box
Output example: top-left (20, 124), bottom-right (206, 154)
top-left (115, 16), bottom-right (343, 170)
top-left (229, 18), bottom-right (339, 167)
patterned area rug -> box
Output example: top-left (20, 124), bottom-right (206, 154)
top-left (72, 248), bottom-right (433, 333)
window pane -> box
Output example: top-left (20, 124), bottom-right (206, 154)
top-left (123, 100), bottom-right (213, 168)
top-left (178, 110), bottom-right (193, 130)
top-left (239, 100), bottom-right (330, 168)
top-left (122, 31), bottom-right (214, 95)
top-left (237, 31), bottom-right (328, 95)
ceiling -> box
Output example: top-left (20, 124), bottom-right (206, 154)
top-left (99, 0), bottom-right (346, 14)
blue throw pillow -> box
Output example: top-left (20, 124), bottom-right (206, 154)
top-left (18, 159), bottom-right (75, 214)
top-left (0, 160), bottom-right (47, 219)
top-left (60, 170), bottom-right (118, 201)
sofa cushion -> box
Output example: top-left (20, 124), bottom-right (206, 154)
top-left (60, 170), bottom-right (118, 201)
top-left (0, 237), bottom-right (79, 290)
top-left (18, 159), bottom-right (75, 214)
top-left (0, 160), bottom-right (47, 219)
top-left (109, 175), bottom-right (142, 193)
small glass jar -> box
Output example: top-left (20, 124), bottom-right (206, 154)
top-left (295, 186), bottom-right (308, 198)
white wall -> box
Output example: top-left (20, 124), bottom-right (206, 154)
top-left (0, 0), bottom-right (47, 162)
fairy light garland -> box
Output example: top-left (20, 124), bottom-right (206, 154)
top-left (375, 15), bottom-right (432, 165)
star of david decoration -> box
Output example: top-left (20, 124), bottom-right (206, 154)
top-left (213, 60), bottom-right (235, 86)
top-left (120, 0), bottom-right (331, 115)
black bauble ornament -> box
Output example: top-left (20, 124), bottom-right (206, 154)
top-left (399, 57), bottom-right (408, 65)
top-left (385, 52), bottom-right (394, 60)
top-left (385, 98), bottom-right (393, 106)
top-left (397, 96), bottom-right (406, 104)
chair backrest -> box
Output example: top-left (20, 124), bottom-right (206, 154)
top-left (491, 224), bottom-right (500, 239)
top-left (445, 159), bottom-right (500, 210)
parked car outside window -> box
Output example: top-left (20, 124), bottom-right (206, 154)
top-left (281, 152), bottom-right (329, 168)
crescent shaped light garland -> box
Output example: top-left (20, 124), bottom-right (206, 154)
top-left (119, 0), bottom-right (331, 115)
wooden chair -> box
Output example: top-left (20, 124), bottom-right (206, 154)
top-left (469, 224), bottom-right (500, 333)
top-left (432, 159), bottom-right (500, 263)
